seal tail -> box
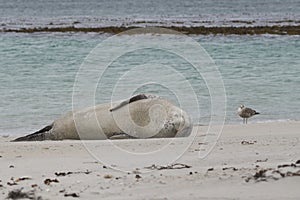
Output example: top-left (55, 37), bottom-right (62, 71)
top-left (12, 124), bottom-right (53, 142)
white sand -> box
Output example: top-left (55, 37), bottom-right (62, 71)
top-left (0, 121), bottom-right (299, 199)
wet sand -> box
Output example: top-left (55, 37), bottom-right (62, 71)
top-left (0, 121), bottom-right (299, 199)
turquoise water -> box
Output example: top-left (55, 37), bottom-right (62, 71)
top-left (0, 0), bottom-right (299, 135)
top-left (0, 33), bottom-right (299, 135)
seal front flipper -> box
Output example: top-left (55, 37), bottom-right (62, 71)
top-left (12, 124), bottom-right (55, 142)
top-left (109, 93), bottom-right (156, 112)
top-left (109, 99), bottom-right (130, 112)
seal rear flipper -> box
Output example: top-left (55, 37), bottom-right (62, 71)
top-left (12, 124), bottom-right (54, 142)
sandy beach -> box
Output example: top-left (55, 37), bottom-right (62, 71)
top-left (1, 121), bottom-right (299, 199)
top-left (1, 1), bottom-right (299, 200)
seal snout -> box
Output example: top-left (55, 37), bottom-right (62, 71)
top-left (170, 109), bottom-right (192, 137)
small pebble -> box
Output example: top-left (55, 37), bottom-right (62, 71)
top-left (104, 175), bottom-right (113, 179)
top-left (15, 176), bottom-right (31, 182)
top-left (135, 174), bottom-right (141, 179)
top-left (207, 168), bottom-right (214, 171)
top-left (44, 178), bottom-right (59, 185)
top-left (64, 193), bottom-right (79, 198)
top-left (7, 181), bottom-right (17, 186)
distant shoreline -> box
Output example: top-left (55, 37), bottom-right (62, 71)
top-left (1, 25), bottom-right (300, 35)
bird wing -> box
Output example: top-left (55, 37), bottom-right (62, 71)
top-left (243, 107), bottom-right (257, 117)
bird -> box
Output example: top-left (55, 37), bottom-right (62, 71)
top-left (237, 105), bottom-right (260, 124)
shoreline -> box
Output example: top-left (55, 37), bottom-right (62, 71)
top-left (1, 121), bottom-right (299, 199)
top-left (1, 119), bottom-right (298, 137)
top-left (1, 25), bottom-right (300, 35)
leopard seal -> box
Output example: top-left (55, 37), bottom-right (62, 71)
top-left (13, 94), bottom-right (192, 141)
